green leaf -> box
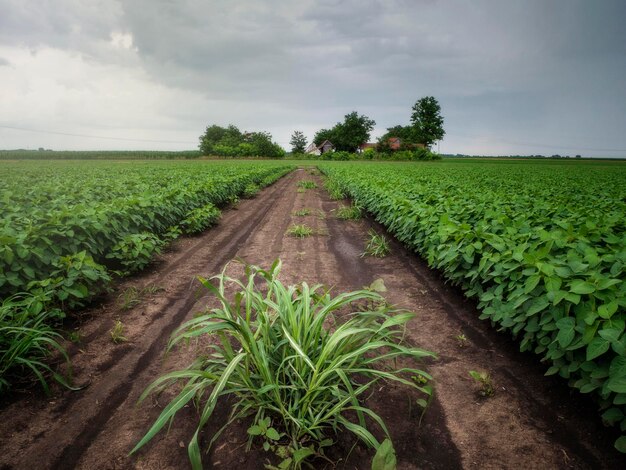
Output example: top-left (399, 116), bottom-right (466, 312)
top-left (614, 436), bottom-right (626, 453)
top-left (292, 447), bottom-right (315, 463)
top-left (265, 428), bottom-right (280, 441)
top-left (524, 275), bottom-right (541, 293)
top-left (569, 280), bottom-right (595, 295)
top-left (248, 425), bottom-right (262, 436)
top-left (598, 328), bottom-right (622, 343)
top-left (371, 438), bottom-right (396, 470)
top-left (526, 297), bottom-right (549, 316)
top-left (610, 357), bottom-right (626, 378)
top-left (601, 407), bottom-right (624, 424)
top-left (555, 317), bottom-right (576, 348)
top-left (607, 377), bottom-right (626, 393)
top-left (598, 301), bottom-right (619, 320)
top-left (586, 337), bottom-right (610, 361)
top-left (369, 278), bottom-right (387, 293)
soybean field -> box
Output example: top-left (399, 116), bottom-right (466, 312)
top-left (0, 158), bottom-right (625, 470)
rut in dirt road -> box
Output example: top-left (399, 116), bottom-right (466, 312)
top-left (0, 168), bottom-right (623, 470)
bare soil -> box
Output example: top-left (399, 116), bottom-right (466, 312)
top-left (0, 168), bottom-right (623, 469)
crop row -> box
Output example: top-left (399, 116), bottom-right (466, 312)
top-left (319, 160), bottom-right (626, 451)
top-left (0, 161), bottom-right (292, 311)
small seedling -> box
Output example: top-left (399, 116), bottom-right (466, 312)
top-left (110, 320), bottom-right (128, 344)
top-left (361, 278), bottom-right (388, 309)
top-left (469, 370), bottom-right (494, 397)
top-left (143, 284), bottom-right (164, 295)
top-left (362, 230), bottom-right (390, 258)
top-left (292, 208), bottom-right (311, 217)
top-left (250, 417), bottom-right (328, 469)
top-left (316, 209), bottom-right (326, 220)
top-left (287, 224), bottom-right (313, 238)
top-left (297, 188), bottom-right (306, 193)
top-left (118, 286), bottom-right (141, 310)
top-left (297, 180), bottom-right (317, 189)
top-left (67, 330), bottom-right (82, 343)
top-left (455, 333), bottom-right (468, 348)
top-left (335, 204), bottom-right (362, 220)
top-left (248, 416), bottom-right (282, 451)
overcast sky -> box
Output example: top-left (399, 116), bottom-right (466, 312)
top-left (1, 0), bottom-right (625, 156)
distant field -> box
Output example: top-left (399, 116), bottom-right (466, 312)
top-left (0, 149), bottom-right (201, 160)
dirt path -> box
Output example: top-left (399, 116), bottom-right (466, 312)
top-left (0, 168), bottom-right (623, 469)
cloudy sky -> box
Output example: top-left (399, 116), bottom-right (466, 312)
top-left (1, 0), bottom-right (625, 156)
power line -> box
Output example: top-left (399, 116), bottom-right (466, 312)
top-left (0, 124), bottom-right (196, 145)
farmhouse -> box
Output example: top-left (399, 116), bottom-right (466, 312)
top-left (305, 140), bottom-right (335, 155)
top-left (387, 137), bottom-right (426, 151)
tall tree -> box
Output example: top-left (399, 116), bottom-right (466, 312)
top-left (289, 130), bottom-right (307, 153)
top-left (334, 111), bottom-right (376, 152)
top-left (410, 96), bottom-right (445, 149)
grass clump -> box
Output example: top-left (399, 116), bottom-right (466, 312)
top-left (292, 208), bottom-right (311, 217)
top-left (118, 287), bottom-right (141, 310)
top-left (0, 293), bottom-right (71, 394)
top-left (286, 224), bottom-right (314, 238)
top-left (362, 230), bottom-right (390, 258)
top-left (335, 204), bottom-right (362, 220)
top-left (118, 285), bottom-right (164, 310)
top-left (132, 261), bottom-right (434, 469)
top-left (110, 320), bottom-right (128, 344)
top-left (297, 180), bottom-right (317, 189)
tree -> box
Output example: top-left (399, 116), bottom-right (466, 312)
top-left (199, 124), bottom-right (228, 154)
top-left (410, 96), bottom-right (445, 149)
top-left (313, 128), bottom-right (336, 146)
top-left (314, 111), bottom-right (376, 152)
top-left (334, 111), bottom-right (376, 152)
top-left (198, 124), bottom-right (284, 158)
top-left (289, 131), bottom-right (307, 154)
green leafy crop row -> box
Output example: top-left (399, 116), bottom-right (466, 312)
top-left (319, 159), bottom-right (626, 451)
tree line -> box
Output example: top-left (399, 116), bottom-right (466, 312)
top-left (291, 96), bottom-right (445, 154)
top-left (197, 96), bottom-right (445, 159)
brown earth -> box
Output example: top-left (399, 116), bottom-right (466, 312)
top-left (0, 168), bottom-right (623, 469)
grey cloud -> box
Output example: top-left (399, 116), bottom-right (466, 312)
top-left (1, 0), bottom-right (625, 154)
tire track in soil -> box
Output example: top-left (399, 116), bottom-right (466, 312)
top-left (0, 168), bottom-right (623, 469)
